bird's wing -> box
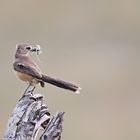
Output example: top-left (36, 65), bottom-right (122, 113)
top-left (13, 58), bottom-right (42, 79)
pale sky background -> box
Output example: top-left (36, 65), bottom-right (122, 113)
top-left (0, 0), bottom-right (140, 140)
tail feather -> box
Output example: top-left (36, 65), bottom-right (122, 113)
top-left (41, 74), bottom-right (81, 93)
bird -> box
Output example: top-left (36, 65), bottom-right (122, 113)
top-left (13, 44), bottom-right (81, 94)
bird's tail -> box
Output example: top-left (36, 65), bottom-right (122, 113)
top-left (41, 74), bottom-right (81, 94)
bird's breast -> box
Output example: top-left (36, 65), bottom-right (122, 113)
top-left (17, 72), bottom-right (32, 81)
top-left (16, 72), bottom-right (39, 85)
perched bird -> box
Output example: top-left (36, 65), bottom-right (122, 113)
top-left (13, 44), bottom-right (81, 94)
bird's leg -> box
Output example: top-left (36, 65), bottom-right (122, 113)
top-left (30, 86), bottom-right (36, 94)
top-left (23, 83), bottom-right (32, 95)
top-left (19, 83), bottom-right (32, 101)
top-left (28, 79), bottom-right (37, 94)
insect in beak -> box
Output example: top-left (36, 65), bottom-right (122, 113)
top-left (30, 45), bottom-right (41, 55)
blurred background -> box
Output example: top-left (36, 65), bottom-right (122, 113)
top-left (0, 0), bottom-right (140, 140)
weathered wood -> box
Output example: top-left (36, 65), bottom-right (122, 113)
top-left (4, 90), bottom-right (64, 140)
top-left (40, 112), bottom-right (64, 140)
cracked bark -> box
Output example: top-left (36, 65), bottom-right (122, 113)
top-left (4, 91), bottom-right (64, 140)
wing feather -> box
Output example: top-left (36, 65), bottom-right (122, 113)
top-left (13, 62), bottom-right (42, 79)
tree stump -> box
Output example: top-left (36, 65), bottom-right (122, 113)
top-left (4, 90), bottom-right (64, 140)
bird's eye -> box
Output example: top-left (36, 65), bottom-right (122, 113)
top-left (26, 46), bottom-right (31, 50)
